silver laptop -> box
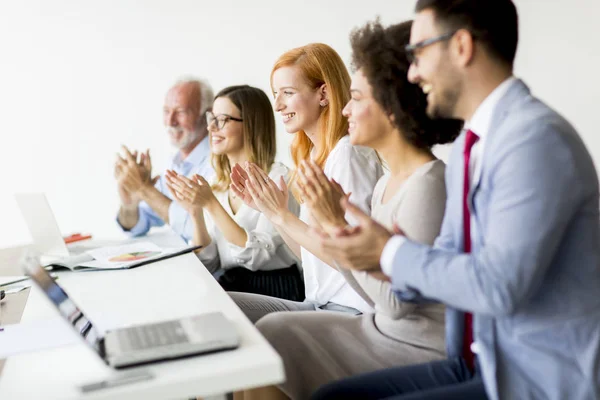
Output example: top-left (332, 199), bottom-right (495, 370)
top-left (14, 193), bottom-right (96, 265)
top-left (22, 254), bottom-right (240, 368)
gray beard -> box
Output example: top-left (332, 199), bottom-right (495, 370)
top-left (168, 129), bottom-right (199, 150)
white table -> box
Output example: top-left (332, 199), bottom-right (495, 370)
top-left (0, 235), bottom-right (285, 399)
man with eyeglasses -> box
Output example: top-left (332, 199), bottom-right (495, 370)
top-left (312, 0), bottom-right (600, 399)
top-left (115, 77), bottom-right (215, 242)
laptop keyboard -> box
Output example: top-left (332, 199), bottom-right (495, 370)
top-left (120, 321), bottom-right (190, 351)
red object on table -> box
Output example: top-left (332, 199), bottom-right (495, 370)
top-left (64, 233), bottom-right (92, 244)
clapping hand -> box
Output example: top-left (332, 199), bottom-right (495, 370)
top-left (165, 171), bottom-right (215, 217)
top-left (115, 146), bottom-right (158, 206)
top-left (230, 163), bottom-right (258, 210)
top-left (318, 198), bottom-right (397, 272)
top-left (298, 159), bottom-right (349, 235)
top-left (243, 162), bottom-right (289, 225)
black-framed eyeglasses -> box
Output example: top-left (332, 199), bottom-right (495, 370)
top-left (205, 111), bottom-right (243, 130)
top-left (405, 31), bottom-right (457, 65)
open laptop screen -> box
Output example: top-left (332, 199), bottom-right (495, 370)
top-left (23, 255), bottom-right (104, 354)
top-left (15, 193), bottom-right (71, 258)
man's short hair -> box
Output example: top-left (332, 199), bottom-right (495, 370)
top-left (173, 76), bottom-right (214, 115)
top-left (415, 0), bottom-right (519, 67)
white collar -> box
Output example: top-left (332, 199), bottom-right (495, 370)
top-left (465, 76), bottom-right (517, 140)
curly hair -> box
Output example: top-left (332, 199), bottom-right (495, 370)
top-left (349, 19), bottom-right (463, 149)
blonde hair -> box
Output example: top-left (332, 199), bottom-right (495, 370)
top-left (210, 85), bottom-right (276, 192)
top-left (270, 43), bottom-right (350, 195)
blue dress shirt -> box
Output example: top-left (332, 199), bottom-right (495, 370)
top-left (118, 136), bottom-right (214, 242)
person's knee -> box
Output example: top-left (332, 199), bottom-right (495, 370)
top-left (228, 292), bottom-right (268, 323)
top-left (228, 291), bottom-right (250, 312)
top-left (256, 313), bottom-right (293, 343)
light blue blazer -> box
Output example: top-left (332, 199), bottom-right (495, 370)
top-left (392, 79), bottom-right (600, 400)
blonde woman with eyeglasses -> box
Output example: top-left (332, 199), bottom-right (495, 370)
top-left (166, 85), bottom-right (303, 301)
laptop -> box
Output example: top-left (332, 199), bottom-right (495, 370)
top-left (22, 254), bottom-right (240, 368)
top-left (14, 193), bottom-right (96, 265)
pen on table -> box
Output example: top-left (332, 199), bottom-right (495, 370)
top-left (0, 289), bottom-right (4, 331)
top-left (0, 273), bottom-right (58, 291)
top-left (189, 244), bottom-right (203, 253)
top-left (64, 233), bottom-right (93, 244)
top-left (0, 276), bottom-right (30, 288)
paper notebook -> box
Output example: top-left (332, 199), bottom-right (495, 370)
top-left (48, 242), bottom-right (201, 271)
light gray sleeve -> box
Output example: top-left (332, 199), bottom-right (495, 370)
top-left (391, 120), bottom-right (583, 315)
top-left (395, 171), bottom-right (447, 246)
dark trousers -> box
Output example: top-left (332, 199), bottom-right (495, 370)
top-left (214, 265), bottom-right (305, 302)
top-left (311, 357), bottom-right (488, 400)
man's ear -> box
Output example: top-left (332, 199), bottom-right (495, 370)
top-left (196, 111), bottom-right (208, 130)
top-left (318, 84), bottom-right (329, 107)
top-left (453, 29), bottom-right (476, 67)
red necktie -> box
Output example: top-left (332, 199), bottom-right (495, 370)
top-left (462, 129), bottom-right (479, 370)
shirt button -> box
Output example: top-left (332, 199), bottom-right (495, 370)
top-left (470, 342), bottom-right (481, 354)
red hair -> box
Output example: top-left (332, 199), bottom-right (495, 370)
top-left (270, 43), bottom-right (351, 197)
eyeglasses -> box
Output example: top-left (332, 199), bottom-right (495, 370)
top-left (205, 111), bottom-right (243, 130)
top-left (405, 31), bottom-right (457, 66)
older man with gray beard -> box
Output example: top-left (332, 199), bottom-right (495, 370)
top-left (115, 78), bottom-right (214, 241)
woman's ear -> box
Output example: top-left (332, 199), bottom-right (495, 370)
top-left (318, 84), bottom-right (329, 107)
top-left (386, 112), bottom-right (397, 129)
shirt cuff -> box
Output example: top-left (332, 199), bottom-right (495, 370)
top-left (116, 210), bottom-right (148, 237)
top-left (380, 235), bottom-right (406, 277)
top-left (197, 240), bottom-right (217, 261)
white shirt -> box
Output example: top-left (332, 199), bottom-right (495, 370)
top-left (197, 162), bottom-right (301, 273)
top-left (301, 135), bottom-right (383, 313)
top-left (381, 77), bottom-right (518, 276)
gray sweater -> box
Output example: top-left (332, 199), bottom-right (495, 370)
top-left (339, 160), bottom-right (447, 351)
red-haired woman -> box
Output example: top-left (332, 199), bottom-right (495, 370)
top-left (228, 43), bottom-right (383, 321)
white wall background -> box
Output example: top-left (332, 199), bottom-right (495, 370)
top-left (0, 0), bottom-right (599, 248)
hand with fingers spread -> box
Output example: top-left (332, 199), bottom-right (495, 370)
top-left (230, 163), bottom-right (258, 210)
top-left (114, 146), bottom-right (157, 206)
top-left (115, 158), bottom-right (137, 207)
top-left (138, 149), bottom-right (156, 184)
top-left (165, 171), bottom-right (216, 217)
top-left (319, 197), bottom-right (397, 272)
top-left (244, 162), bottom-right (289, 225)
top-left (298, 159), bottom-right (349, 235)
